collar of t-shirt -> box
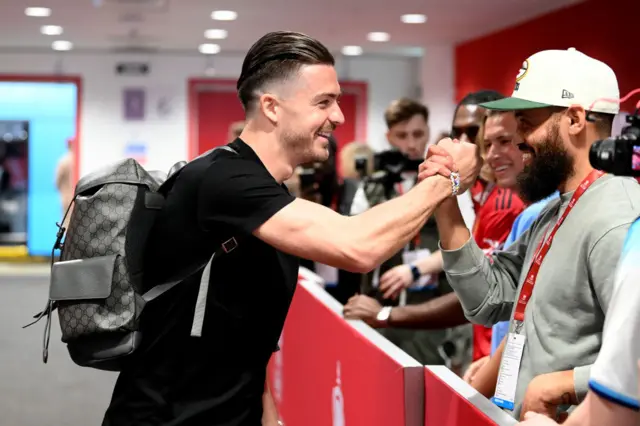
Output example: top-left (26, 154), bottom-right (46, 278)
top-left (228, 138), bottom-right (291, 193)
top-left (228, 138), bottom-right (262, 166)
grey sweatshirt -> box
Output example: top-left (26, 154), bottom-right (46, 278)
top-left (441, 174), bottom-right (640, 418)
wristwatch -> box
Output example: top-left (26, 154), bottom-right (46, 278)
top-left (376, 306), bottom-right (392, 324)
top-left (410, 264), bottom-right (421, 282)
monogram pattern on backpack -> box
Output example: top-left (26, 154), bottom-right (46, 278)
top-left (57, 256), bottom-right (144, 342)
top-left (55, 160), bottom-right (155, 343)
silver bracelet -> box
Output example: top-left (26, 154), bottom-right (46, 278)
top-left (450, 171), bottom-right (461, 196)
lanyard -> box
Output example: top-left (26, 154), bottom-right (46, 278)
top-left (396, 181), bottom-right (421, 249)
top-left (513, 169), bottom-right (604, 322)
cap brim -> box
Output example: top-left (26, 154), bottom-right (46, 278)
top-left (480, 97), bottom-right (551, 111)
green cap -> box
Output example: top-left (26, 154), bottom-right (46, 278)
top-left (479, 97), bottom-right (551, 111)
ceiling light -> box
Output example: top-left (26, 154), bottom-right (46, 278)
top-left (401, 14), bottom-right (427, 24)
top-left (25, 7), bottom-right (51, 17)
top-left (204, 29), bottom-right (228, 40)
top-left (367, 32), bottom-right (390, 42)
top-left (341, 46), bottom-right (363, 56)
top-left (199, 43), bottom-right (221, 55)
top-left (211, 10), bottom-right (237, 21)
top-left (52, 40), bottom-right (73, 51)
top-left (41, 25), bottom-right (63, 36)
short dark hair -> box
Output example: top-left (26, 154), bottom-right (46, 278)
top-left (458, 89), bottom-right (505, 108)
top-left (487, 109), bottom-right (512, 118)
top-left (453, 89), bottom-right (505, 121)
top-left (554, 107), bottom-right (615, 138)
top-left (237, 31), bottom-right (335, 113)
top-left (384, 98), bottom-right (429, 129)
top-left (589, 112), bottom-right (616, 138)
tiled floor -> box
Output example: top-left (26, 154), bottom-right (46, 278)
top-left (0, 266), bottom-right (117, 426)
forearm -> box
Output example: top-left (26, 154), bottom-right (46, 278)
top-left (262, 374), bottom-right (279, 425)
top-left (470, 336), bottom-right (505, 397)
top-left (388, 292), bottom-right (467, 329)
top-left (564, 392), bottom-right (639, 426)
top-left (349, 176), bottom-right (451, 270)
top-left (414, 250), bottom-right (444, 276)
top-left (439, 237), bottom-right (516, 326)
top-left (562, 396), bottom-right (589, 426)
top-left (435, 197), bottom-right (472, 251)
top-left (546, 370), bottom-right (580, 407)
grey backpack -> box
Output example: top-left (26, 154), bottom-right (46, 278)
top-left (25, 147), bottom-right (238, 371)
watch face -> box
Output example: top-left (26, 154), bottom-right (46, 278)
top-left (376, 307), bottom-right (391, 322)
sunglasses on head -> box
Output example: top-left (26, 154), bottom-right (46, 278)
top-left (451, 125), bottom-right (480, 142)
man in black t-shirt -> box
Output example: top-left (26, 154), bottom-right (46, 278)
top-left (102, 31), bottom-right (481, 426)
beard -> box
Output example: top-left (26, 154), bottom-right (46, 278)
top-left (282, 125), bottom-right (333, 165)
top-left (517, 120), bottom-right (574, 204)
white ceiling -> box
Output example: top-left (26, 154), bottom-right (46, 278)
top-left (0, 0), bottom-right (583, 56)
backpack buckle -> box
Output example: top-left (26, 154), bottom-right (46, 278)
top-left (222, 237), bottom-right (238, 253)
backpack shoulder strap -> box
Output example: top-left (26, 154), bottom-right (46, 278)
top-left (142, 145), bottom-right (242, 304)
top-left (158, 145), bottom-right (238, 194)
top-left (141, 237), bottom-right (240, 303)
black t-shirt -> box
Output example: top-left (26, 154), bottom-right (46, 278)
top-left (102, 139), bottom-right (299, 426)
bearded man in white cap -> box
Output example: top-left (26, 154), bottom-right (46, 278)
top-left (421, 48), bottom-right (640, 421)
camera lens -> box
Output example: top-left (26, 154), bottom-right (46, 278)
top-left (590, 136), bottom-right (640, 177)
top-left (589, 138), bottom-right (615, 172)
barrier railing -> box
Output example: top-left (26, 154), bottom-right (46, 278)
top-left (424, 366), bottom-right (517, 426)
top-left (268, 269), bottom-right (517, 426)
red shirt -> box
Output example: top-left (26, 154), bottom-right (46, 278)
top-left (469, 180), bottom-right (525, 360)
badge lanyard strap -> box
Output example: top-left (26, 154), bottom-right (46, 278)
top-left (395, 182), bottom-right (421, 249)
top-left (513, 169), bottom-right (604, 324)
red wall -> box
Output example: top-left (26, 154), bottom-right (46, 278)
top-left (189, 79), bottom-right (367, 179)
top-left (455, 0), bottom-right (640, 111)
top-left (196, 90), bottom-right (246, 153)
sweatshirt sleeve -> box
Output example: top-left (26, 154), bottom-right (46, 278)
top-left (574, 364), bottom-right (593, 403)
top-left (440, 227), bottom-right (532, 326)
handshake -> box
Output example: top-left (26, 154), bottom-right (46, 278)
top-left (417, 137), bottom-right (482, 195)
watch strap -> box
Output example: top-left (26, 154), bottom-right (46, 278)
top-left (410, 264), bottom-right (421, 282)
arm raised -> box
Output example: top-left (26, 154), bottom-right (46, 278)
top-left (254, 175), bottom-right (452, 273)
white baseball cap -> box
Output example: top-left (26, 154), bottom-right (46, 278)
top-left (481, 48), bottom-right (620, 115)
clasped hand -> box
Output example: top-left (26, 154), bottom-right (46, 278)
top-left (417, 137), bottom-right (481, 194)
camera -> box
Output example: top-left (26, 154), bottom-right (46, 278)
top-left (356, 149), bottom-right (422, 180)
top-left (356, 149), bottom-right (423, 200)
top-left (298, 134), bottom-right (338, 192)
top-left (590, 110), bottom-right (640, 177)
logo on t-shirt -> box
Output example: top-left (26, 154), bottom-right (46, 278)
top-left (332, 361), bottom-right (345, 426)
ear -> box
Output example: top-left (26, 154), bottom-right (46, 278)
top-left (385, 130), bottom-right (392, 144)
top-left (258, 93), bottom-right (279, 123)
top-left (566, 105), bottom-right (587, 136)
